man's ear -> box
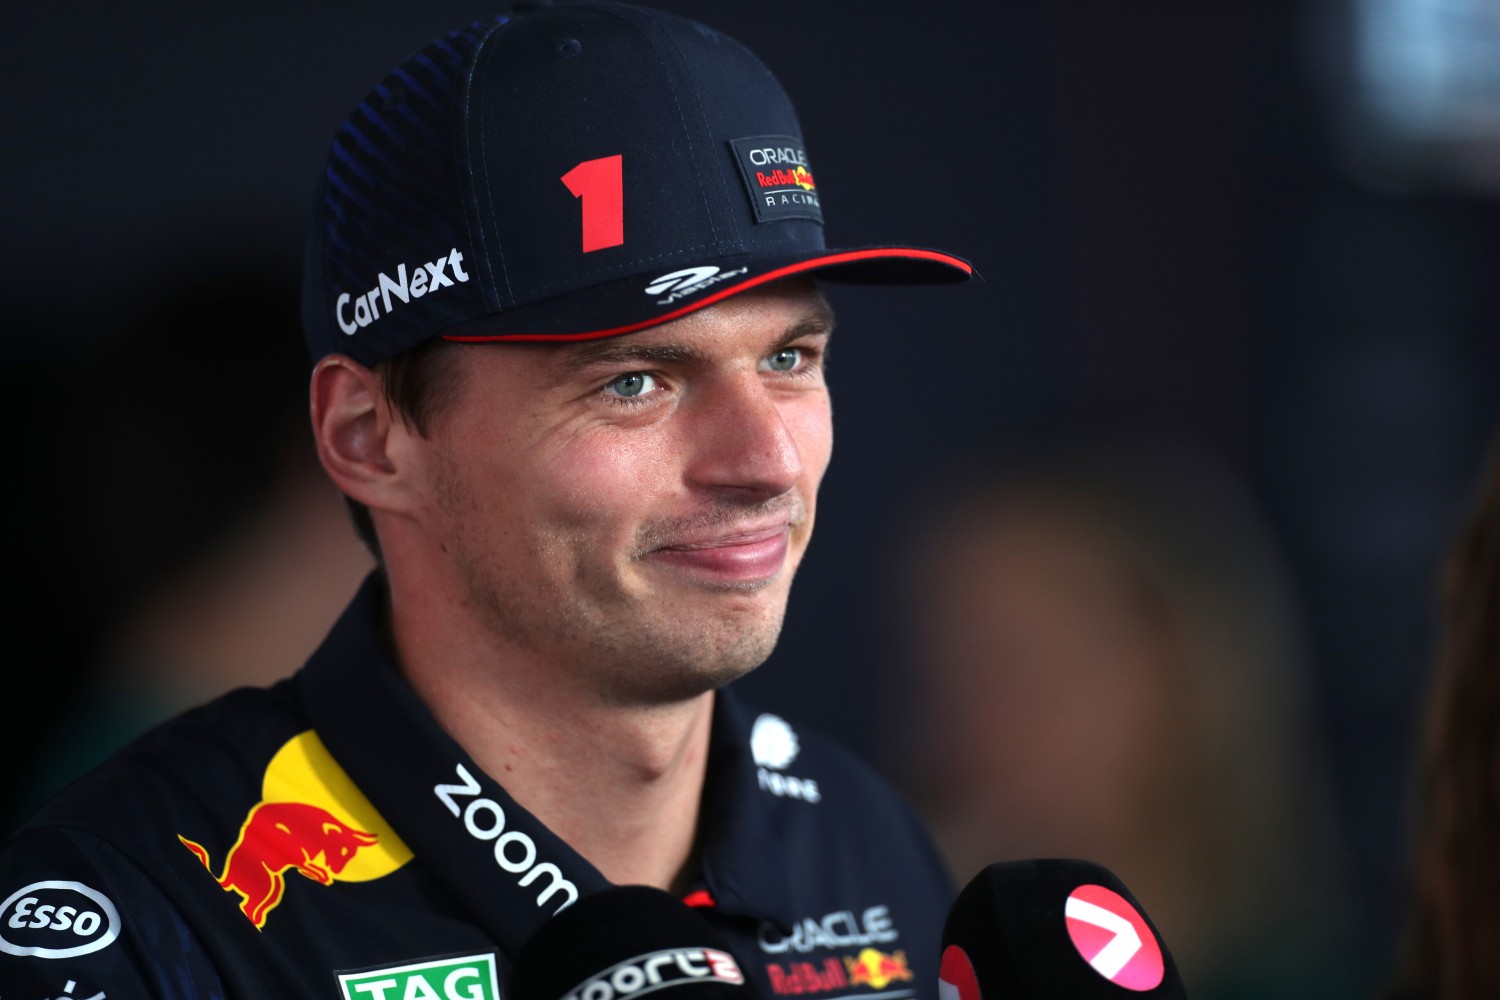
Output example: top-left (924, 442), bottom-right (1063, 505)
top-left (310, 354), bottom-right (421, 516)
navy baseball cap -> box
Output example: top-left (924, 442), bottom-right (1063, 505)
top-left (301, 0), bottom-right (975, 367)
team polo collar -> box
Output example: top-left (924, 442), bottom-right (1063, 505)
top-left (696, 688), bottom-right (798, 931)
top-left (298, 571), bottom-right (801, 953)
top-left (299, 573), bottom-right (609, 956)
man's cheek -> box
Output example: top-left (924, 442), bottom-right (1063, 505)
top-left (789, 404), bottom-right (834, 484)
top-left (550, 445), bottom-right (664, 524)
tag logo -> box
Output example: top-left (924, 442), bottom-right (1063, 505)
top-left (0, 881), bottom-right (121, 959)
top-left (338, 952), bottom-right (501, 1000)
top-left (729, 136), bottom-right (823, 225)
top-left (1064, 884), bottom-right (1165, 991)
top-left (751, 715), bottom-right (820, 803)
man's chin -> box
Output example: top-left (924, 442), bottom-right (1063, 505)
top-left (594, 615), bottom-right (785, 707)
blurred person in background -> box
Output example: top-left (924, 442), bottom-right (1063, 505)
top-left (878, 430), bottom-right (1367, 999)
top-left (1384, 426), bottom-right (1500, 1000)
top-left (5, 262), bottom-right (374, 829)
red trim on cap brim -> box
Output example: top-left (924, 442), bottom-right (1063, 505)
top-left (442, 247), bottom-right (972, 343)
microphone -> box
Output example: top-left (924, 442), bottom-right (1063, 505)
top-left (940, 859), bottom-right (1187, 998)
top-left (510, 884), bottom-right (762, 1000)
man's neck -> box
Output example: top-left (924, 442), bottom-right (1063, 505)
top-left (385, 576), bottom-right (714, 894)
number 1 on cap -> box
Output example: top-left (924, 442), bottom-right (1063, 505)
top-left (561, 154), bottom-right (624, 252)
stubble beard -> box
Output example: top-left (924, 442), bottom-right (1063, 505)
top-left (437, 473), bottom-right (803, 708)
top-left (462, 545), bottom-right (793, 707)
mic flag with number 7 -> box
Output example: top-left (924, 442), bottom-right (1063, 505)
top-left (939, 859), bottom-right (1186, 998)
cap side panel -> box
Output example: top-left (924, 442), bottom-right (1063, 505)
top-left (460, 16), bottom-right (518, 311)
top-left (302, 21), bottom-right (499, 367)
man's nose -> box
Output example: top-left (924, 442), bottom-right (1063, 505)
top-left (684, 374), bottom-right (804, 499)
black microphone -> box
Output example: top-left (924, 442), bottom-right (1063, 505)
top-left (511, 885), bottom-right (762, 1000)
top-left (940, 859), bottom-right (1187, 998)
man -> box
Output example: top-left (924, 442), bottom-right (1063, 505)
top-left (0, 3), bottom-right (973, 997)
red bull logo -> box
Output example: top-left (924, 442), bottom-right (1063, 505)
top-left (180, 803), bottom-right (378, 927)
top-left (731, 136), bottom-right (822, 225)
top-left (843, 949), bottom-right (912, 991)
top-left (766, 957), bottom-right (849, 996)
top-left (755, 166), bottom-right (817, 193)
top-left (178, 731), bottom-right (412, 929)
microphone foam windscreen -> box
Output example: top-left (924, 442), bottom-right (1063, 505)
top-left (940, 859), bottom-right (1186, 998)
top-left (511, 885), bottom-right (759, 1000)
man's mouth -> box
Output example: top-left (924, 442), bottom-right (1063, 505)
top-left (645, 522), bottom-right (793, 584)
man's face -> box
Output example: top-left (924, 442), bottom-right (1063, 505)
top-left (413, 279), bottom-right (834, 706)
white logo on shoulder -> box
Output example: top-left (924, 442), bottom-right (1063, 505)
top-left (751, 714), bottom-right (799, 768)
top-left (0, 881), bottom-right (121, 959)
top-left (645, 265), bottom-right (750, 306)
top-left (751, 714), bottom-right (820, 804)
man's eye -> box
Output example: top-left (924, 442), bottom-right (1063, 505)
top-left (765, 347), bottom-right (802, 372)
top-left (604, 372), bottom-right (655, 398)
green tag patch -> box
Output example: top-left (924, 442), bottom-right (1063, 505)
top-left (338, 952), bottom-right (501, 1000)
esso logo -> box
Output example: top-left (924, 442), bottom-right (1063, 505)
top-left (0, 881), bottom-right (122, 958)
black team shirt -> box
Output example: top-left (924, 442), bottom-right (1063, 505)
top-left (1, 573), bottom-right (956, 1000)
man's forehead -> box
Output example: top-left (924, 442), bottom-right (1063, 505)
top-left (508, 282), bottom-right (833, 373)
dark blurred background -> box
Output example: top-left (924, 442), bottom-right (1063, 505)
top-left (5, 1), bottom-right (1499, 996)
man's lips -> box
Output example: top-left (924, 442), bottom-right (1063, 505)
top-left (645, 523), bottom-right (792, 582)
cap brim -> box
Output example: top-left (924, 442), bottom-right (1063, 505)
top-left (442, 246), bottom-right (974, 343)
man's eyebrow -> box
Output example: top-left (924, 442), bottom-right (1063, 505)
top-left (781, 300), bottom-right (837, 344)
top-left (553, 302), bottom-right (836, 380)
top-left (554, 341), bottom-right (703, 381)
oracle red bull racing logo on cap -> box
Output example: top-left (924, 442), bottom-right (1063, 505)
top-left (178, 730), bottom-right (412, 929)
top-left (729, 136), bottom-right (823, 225)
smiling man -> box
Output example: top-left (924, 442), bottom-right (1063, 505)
top-left (1, 3), bottom-right (972, 998)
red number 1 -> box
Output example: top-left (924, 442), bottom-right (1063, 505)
top-left (561, 154), bottom-right (624, 253)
